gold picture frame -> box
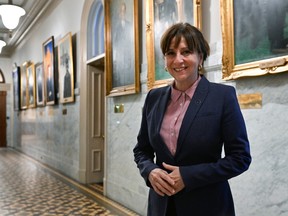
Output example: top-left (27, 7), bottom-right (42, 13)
top-left (27, 62), bottom-right (36, 108)
top-left (105, 0), bottom-right (140, 96)
top-left (221, 0), bottom-right (288, 80)
top-left (36, 63), bottom-right (45, 106)
top-left (43, 36), bottom-right (56, 105)
top-left (57, 32), bottom-right (74, 103)
top-left (146, 0), bottom-right (202, 89)
top-left (20, 62), bottom-right (28, 110)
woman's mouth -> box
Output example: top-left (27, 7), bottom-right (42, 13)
top-left (174, 66), bottom-right (187, 72)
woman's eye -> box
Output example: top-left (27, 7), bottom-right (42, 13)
top-left (182, 50), bottom-right (192, 56)
top-left (165, 51), bottom-right (175, 56)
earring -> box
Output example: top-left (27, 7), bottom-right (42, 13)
top-left (198, 64), bottom-right (203, 71)
top-left (164, 66), bottom-right (168, 71)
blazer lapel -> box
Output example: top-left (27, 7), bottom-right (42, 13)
top-left (154, 86), bottom-right (176, 158)
top-left (175, 76), bottom-right (210, 156)
top-left (155, 86), bottom-right (171, 133)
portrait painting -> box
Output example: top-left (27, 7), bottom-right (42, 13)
top-left (105, 0), bottom-right (140, 96)
top-left (27, 63), bottom-right (36, 108)
top-left (57, 32), bottom-right (74, 103)
top-left (36, 63), bottom-right (45, 106)
top-left (221, 0), bottom-right (288, 80)
top-left (12, 65), bottom-right (20, 111)
top-left (146, 0), bottom-right (202, 89)
top-left (20, 62), bottom-right (28, 110)
top-left (43, 36), bottom-right (56, 105)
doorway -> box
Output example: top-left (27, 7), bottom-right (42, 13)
top-left (86, 54), bottom-right (105, 193)
top-left (79, 0), bottom-right (106, 194)
top-left (0, 91), bottom-right (7, 147)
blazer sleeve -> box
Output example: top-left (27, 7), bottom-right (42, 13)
top-left (133, 90), bottom-right (159, 187)
top-left (180, 86), bottom-right (252, 190)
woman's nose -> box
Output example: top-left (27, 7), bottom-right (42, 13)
top-left (174, 53), bottom-right (184, 62)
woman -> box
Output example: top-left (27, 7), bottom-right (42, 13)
top-left (133, 23), bottom-right (251, 216)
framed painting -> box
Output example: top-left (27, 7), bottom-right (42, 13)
top-left (27, 62), bottom-right (36, 108)
top-left (20, 62), bottom-right (28, 110)
top-left (57, 32), bottom-right (74, 103)
top-left (12, 65), bottom-right (20, 111)
top-left (221, 0), bottom-right (288, 80)
top-left (146, 0), bottom-right (202, 89)
top-left (43, 36), bottom-right (56, 105)
top-left (105, 0), bottom-right (140, 96)
top-left (36, 63), bottom-right (45, 106)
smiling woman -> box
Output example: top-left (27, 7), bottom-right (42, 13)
top-left (163, 37), bottom-right (202, 91)
top-left (133, 22), bottom-right (251, 216)
top-left (146, 0), bottom-right (202, 89)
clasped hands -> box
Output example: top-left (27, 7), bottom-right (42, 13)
top-left (148, 162), bottom-right (185, 196)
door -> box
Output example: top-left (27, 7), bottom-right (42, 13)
top-left (86, 57), bottom-right (105, 183)
top-left (0, 91), bottom-right (7, 147)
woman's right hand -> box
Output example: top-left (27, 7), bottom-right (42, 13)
top-left (148, 168), bottom-right (175, 196)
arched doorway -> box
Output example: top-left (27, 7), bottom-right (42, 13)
top-left (79, 0), bottom-right (106, 193)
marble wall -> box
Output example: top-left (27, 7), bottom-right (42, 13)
top-left (105, 93), bottom-right (149, 214)
top-left (230, 73), bottom-right (288, 216)
top-left (13, 100), bottom-right (80, 180)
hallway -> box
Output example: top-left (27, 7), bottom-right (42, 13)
top-left (0, 148), bottom-right (139, 216)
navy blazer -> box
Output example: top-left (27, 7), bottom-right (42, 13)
top-left (133, 76), bottom-right (251, 216)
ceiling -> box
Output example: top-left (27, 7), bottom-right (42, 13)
top-left (0, 0), bottom-right (55, 57)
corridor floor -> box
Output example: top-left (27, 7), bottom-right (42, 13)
top-left (0, 148), bottom-right (139, 216)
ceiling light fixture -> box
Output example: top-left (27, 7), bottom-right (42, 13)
top-left (0, 39), bottom-right (6, 53)
top-left (0, 4), bottom-right (26, 30)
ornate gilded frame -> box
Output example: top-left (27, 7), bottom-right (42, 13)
top-left (43, 36), bottom-right (56, 105)
top-left (27, 62), bottom-right (36, 108)
top-left (20, 62), bottom-right (28, 110)
top-left (58, 32), bottom-right (75, 104)
top-left (221, 0), bottom-right (288, 80)
top-left (105, 0), bottom-right (140, 96)
top-left (35, 63), bottom-right (45, 106)
top-left (146, 0), bottom-right (202, 89)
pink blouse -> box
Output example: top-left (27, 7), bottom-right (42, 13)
top-left (160, 76), bottom-right (201, 156)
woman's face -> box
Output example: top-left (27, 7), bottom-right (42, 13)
top-left (164, 37), bottom-right (203, 89)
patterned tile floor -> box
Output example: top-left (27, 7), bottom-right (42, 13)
top-left (0, 148), bottom-right (138, 216)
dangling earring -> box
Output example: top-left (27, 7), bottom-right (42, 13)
top-left (198, 64), bottom-right (203, 71)
top-left (164, 66), bottom-right (168, 71)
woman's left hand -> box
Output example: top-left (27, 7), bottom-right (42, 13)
top-left (162, 162), bottom-right (185, 194)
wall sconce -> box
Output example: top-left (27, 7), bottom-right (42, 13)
top-left (0, 39), bottom-right (6, 53)
top-left (0, 4), bottom-right (26, 30)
